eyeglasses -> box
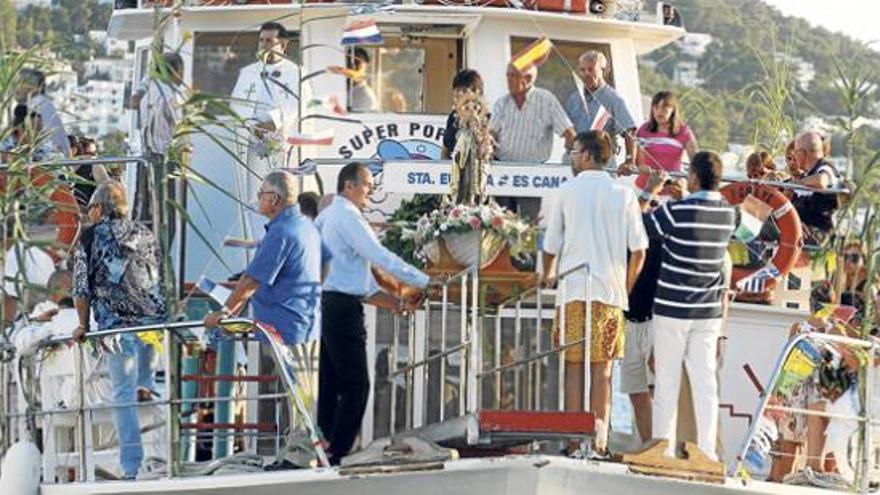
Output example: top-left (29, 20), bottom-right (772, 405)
top-left (570, 149), bottom-right (585, 156)
top-left (257, 190), bottom-right (277, 198)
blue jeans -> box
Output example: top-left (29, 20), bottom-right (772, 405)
top-left (106, 335), bottom-right (155, 478)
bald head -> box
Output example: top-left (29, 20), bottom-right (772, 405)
top-left (794, 131), bottom-right (824, 171)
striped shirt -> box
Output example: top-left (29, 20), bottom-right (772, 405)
top-left (140, 80), bottom-right (184, 155)
top-left (490, 87), bottom-right (571, 163)
top-left (644, 190), bottom-right (737, 320)
top-left (636, 122), bottom-right (694, 172)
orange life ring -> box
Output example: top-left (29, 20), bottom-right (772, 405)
top-left (0, 167), bottom-right (81, 262)
top-left (720, 182), bottom-right (803, 296)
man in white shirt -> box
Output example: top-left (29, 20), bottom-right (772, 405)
top-left (315, 162), bottom-right (439, 464)
top-left (541, 130), bottom-right (647, 454)
top-left (16, 69), bottom-right (71, 157)
top-left (3, 246), bottom-right (55, 328)
top-left (231, 22), bottom-right (309, 237)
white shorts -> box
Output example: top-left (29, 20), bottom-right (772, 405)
top-left (620, 319), bottom-right (654, 395)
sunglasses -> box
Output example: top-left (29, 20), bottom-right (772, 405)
top-left (844, 253), bottom-right (863, 263)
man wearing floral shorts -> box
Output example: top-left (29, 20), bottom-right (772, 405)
top-left (543, 130), bottom-right (648, 454)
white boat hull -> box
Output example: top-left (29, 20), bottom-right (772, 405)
top-left (40, 456), bottom-right (833, 495)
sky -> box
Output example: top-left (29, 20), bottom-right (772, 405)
top-left (763, 0), bottom-right (878, 49)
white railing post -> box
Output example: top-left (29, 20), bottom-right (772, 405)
top-left (583, 264), bottom-right (592, 413)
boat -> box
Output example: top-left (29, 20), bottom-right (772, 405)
top-left (1, 0), bottom-right (878, 493)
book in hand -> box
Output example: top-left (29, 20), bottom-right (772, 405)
top-left (197, 277), bottom-right (232, 306)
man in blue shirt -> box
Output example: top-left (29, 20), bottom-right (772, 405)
top-left (316, 161), bottom-right (437, 464)
top-left (204, 170), bottom-right (329, 344)
top-left (564, 50), bottom-right (637, 172)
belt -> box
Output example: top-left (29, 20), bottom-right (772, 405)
top-left (625, 314), bottom-right (653, 324)
top-left (323, 291), bottom-right (364, 302)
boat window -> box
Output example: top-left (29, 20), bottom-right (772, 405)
top-left (192, 31), bottom-right (301, 97)
top-left (509, 37), bottom-right (614, 106)
top-left (346, 28), bottom-right (462, 115)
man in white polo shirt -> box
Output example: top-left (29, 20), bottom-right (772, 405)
top-left (542, 130), bottom-right (647, 454)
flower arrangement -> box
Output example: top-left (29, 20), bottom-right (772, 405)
top-left (407, 202), bottom-right (533, 265)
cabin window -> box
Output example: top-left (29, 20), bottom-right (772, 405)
top-left (509, 37), bottom-right (614, 106)
top-left (192, 31), bottom-right (301, 97)
top-left (347, 25), bottom-right (463, 115)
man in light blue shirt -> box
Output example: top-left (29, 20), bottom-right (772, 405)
top-left (315, 161), bottom-right (433, 464)
top-left (204, 170), bottom-right (329, 344)
top-left (564, 50), bottom-right (637, 172)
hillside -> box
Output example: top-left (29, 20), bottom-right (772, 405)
top-left (640, 0), bottom-right (880, 173)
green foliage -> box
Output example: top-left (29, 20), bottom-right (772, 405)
top-left (381, 194), bottom-right (442, 268)
top-left (13, 0), bottom-right (112, 79)
top-left (0, 0), bottom-right (15, 54)
top-left (641, 0), bottom-right (880, 155)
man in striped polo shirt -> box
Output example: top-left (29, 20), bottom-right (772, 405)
top-left (639, 151), bottom-right (737, 460)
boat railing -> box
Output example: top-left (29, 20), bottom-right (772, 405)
top-left (734, 330), bottom-right (880, 492)
top-left (0, 317), bottom-right (325, 483)
top-left (383, 261), bottom-right (592, 439)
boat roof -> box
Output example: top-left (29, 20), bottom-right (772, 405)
top-left (108, 3), bottom-right (683, 55)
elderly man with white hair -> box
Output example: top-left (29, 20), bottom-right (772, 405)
top-left (204, 170), bottom-right (329, 345)
top-left (791, 131), bottom-right (841, 241)
top-left (564, 50), bottom-right (638, 173)
top-left (491, 63), bottom-right (574, 218)
top-left (73, 180), bottom-right (166, 479)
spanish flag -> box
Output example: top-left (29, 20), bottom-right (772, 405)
top-left (510, 37), bottom-right (553, 73)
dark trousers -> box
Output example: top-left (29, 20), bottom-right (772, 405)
top-left (318, 291), bottom-right (369, 465)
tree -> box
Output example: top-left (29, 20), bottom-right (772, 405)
top-left (0, 0), bottom-right (16, 53)
top-left (100, 131), bottom-right (128, 157)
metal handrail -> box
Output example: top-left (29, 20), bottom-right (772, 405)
top-left (0, 156), bottom-right (149, 172)
top-left (1, 317), bottom-right (328, 482)
top-left (733, 330), bottom-right (878, 492)
top-left (477, 335), bottom-right (589, 379)
top-left (390, 342), bottom-right (470, 377)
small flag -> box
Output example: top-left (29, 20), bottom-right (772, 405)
top-left (815, 304), bottom-right (858, 324)
top-left (287, 130), bottom-right (335, 147)
top-left (735, 264), bottom-right (781, 293)
top-left (341, 19), bottom-right (383, 46)
top-left (571, 68), bottom-right (611, 131)
top-left (733, 195), bottom-right (772, 243)
top-left (327, 65), bottom-right (366, 82)
top-left (590, 104), bottom-right (611, 130)
top-left (510, 37), bottom-right (553, 73)
top-left (307, 95), bottom-right (347, 116)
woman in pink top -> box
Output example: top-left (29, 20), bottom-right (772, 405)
top-left (635, 91), bottom-right (697, 173)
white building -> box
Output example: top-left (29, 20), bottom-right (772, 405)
top-left (677, 32), bottom-right (713, 58)
top-left (70, 80), bottom-right (129, 137)
top-left (673, 59), bottom-right (701, 87)
top-left (88, 30), bottom-right (133, 59)
top-left (84, 57), bottom-right (135, 83)
top-left (776, 53), bottom-right (816, 91)
top-left (11, 0), bottom-right (51, 9)
top-left (671, 33), bottom-right (712, 87)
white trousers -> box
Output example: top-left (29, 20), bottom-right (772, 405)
top-left (651, 314), bottom-right (722, 460)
